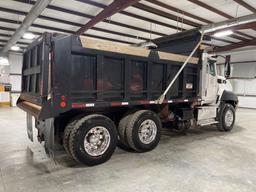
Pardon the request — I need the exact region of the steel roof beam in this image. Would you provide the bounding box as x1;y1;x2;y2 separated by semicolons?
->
0;17;136;45
147;0;212;24
0;7;150;41
229;34;251;41
231;31;255;39
133;3;201;27
145;0;239;44
0;39;29;45
5;0;255;47
0;0;53;55
0;33;37;40
75;0;140;35
119;10;185;31
210;21;256;33
233;0;256;13
214;38;256;52
77;0;198;28
201;14;256;41
75;0;185;31
0;14;149;42
37;16;150;41
75;0;105;8
187;0;254;40
202;42;220;47
12;0;167;36
0;26;41;37
188;0;233;19
76;0;241;45
210;36;236;44
0;33;12;38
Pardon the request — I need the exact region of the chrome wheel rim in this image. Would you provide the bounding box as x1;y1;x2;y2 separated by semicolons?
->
224;109;234;127
84;126;110;156
138;119;157;144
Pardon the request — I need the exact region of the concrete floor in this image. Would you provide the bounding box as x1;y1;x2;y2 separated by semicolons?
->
0;107;256;192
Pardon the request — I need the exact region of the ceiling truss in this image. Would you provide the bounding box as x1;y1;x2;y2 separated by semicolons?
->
0;0;255;52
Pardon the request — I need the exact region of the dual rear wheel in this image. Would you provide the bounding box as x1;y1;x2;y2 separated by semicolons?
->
63;110;161;166
118;110;162;152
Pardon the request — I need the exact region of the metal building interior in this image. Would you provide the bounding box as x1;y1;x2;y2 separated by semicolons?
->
0;0;256;192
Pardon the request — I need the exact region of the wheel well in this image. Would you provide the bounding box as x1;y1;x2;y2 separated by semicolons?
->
54;110;89;144
224;100;237;108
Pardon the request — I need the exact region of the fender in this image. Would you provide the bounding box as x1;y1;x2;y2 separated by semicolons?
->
220;90;238;105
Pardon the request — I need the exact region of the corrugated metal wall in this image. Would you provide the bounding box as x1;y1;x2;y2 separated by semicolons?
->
217;50;256;109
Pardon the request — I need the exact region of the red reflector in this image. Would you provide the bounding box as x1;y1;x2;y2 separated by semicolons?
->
72;103;86;108
139;100;149;105
111;102;121;106
61;95;65;100
60;101;66;108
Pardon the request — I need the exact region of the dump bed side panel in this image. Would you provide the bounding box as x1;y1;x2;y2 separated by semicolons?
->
52;36;200;108
19;33;201;120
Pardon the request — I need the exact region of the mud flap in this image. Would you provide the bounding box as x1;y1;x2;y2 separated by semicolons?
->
44;118;55;159
26;113;33;142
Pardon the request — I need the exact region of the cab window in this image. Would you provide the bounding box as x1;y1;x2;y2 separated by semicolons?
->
208;59;216;76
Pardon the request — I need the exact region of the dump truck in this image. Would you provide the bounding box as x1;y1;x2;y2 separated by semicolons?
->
17;30;238;166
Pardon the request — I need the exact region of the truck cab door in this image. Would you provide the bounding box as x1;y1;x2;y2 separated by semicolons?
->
201;55;218;104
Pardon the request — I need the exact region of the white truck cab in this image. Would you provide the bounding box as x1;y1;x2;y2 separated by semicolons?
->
197;52;238;130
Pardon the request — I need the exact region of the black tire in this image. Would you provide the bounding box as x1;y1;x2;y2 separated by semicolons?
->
69;114;117;166
63;114;85;156
117;141;134;151
63;119;78;156
117;113;133;149
126;110;162;152
217;103;235;132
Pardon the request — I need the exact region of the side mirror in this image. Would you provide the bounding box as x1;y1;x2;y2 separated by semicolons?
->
224;55;231;78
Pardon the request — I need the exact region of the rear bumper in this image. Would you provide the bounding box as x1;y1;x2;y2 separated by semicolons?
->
17;96;54;120
17;99;42;119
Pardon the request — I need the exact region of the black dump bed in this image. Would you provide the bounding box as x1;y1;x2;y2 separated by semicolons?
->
17;30;203;120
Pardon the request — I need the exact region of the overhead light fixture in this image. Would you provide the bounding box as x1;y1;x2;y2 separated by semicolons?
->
0;57;9;65
213;30;233;37
11;45;20;51
23;32;35;40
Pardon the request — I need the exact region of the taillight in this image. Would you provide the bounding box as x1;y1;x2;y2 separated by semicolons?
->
60;95;66;108
60;101;66;108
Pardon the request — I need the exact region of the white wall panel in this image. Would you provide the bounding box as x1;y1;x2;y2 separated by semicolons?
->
232;79;256;95
229;50;256;62
244;79;256;95
238;96;256;109
217;50;256;108
0;66;10;84
9;53;23;74
9;75;21;92
232;62;256;78
230;79;256;109
8;53;23;94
